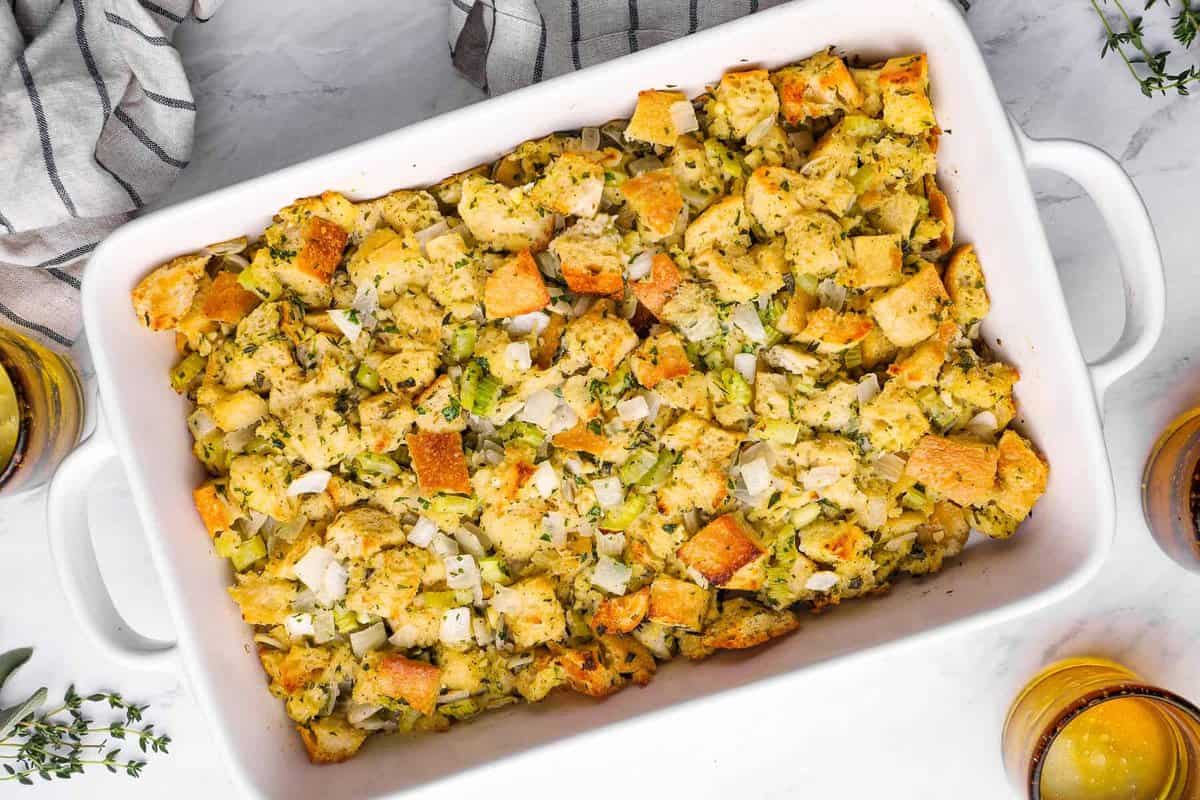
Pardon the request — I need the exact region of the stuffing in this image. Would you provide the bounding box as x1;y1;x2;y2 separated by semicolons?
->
993;430;1049;521
354;652;442;715
647;576;711;631
792;380;857;433
676;515;766;587
530;151;606;218
193;482;241;536
798;308;875;354
374;189;443;233
631;253;682;318
299;716;369;765
684;195;751;255
772;50;863;124
425;231;484;320
484;249;551;319
707;69;780;141
282;395;362;470
784;210;850;278
504;575;568;650
944;244;990;325
905;434;999;507
869;262;952;347
879;54;937;136
624;89;696;147
690;240;787;303
699;598;800;651
407;431;472;495
549;217;626;297
860;380;931;453
378;341;441;395
228;454;298;521
132;253;209;331
458;174;556;252
359;392;416;453
630;328;692;389
324;506;407;560
841;234;903;289
590;586;651;635
561;299;639;373
202;271;260;324
620;169;685;240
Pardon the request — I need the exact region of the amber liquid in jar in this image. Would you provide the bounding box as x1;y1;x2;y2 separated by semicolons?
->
0;327;84;497
1142;407;1200;570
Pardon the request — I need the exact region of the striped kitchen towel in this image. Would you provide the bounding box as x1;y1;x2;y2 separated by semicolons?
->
448;0;787;95
0;0;221;349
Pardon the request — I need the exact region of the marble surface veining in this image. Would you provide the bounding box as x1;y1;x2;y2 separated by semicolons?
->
4;0;1200;796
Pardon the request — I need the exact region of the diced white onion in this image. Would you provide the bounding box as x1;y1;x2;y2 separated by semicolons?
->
351;282;380;320
564;457;586;476
535;250;562;280
617;396;650;422
800;465;842;490
640;391;662;424
388;623;424;649
253;633;286;650
592;477;624;509
445;555;480;590
872;453;906;483
320;560;348;606
490;398;523;425
860;496;889;529
437;689;472;706
741;441;775;468
731;304;767;343
856;374;880;406
805;571;839;592
284;613;314;639
429;533;460;558
327;309;364;342
491;585;524;615
506;341;532;371
287;469;332;497
682;509;701;533
633;621;673;659
572;295;596;318
307;610;334;644
519;389;559;429
350;622;387;658
240;510;269;536
439;607;473;644
505;311;550;336
580;126;601;151
543;512;567;547
454;528;487;558
733;352;758;384
294;547;335;596
223;425;257;454
472;616;494;646
669;100;699;134
532;461;559;498
414;221;450;253
685;566;711;589
408;516;438;547
817;279;847;312
739;458;773;497
628;155;665;175
627;251;655;281
548;402;578;435
187;408;217;439
966;411;998;437
885;531;919;553
745;114;776;147
595;531;626;558
591;556;632;595
347;703;382;725
507;653;535;670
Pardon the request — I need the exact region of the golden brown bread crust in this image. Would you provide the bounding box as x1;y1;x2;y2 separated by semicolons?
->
676;515;765;587
407;431;472;495
621;169;684;239
484;249;551;319
590;586;651;635
631;253;682;319
296;216;349;284
906;434;1000;507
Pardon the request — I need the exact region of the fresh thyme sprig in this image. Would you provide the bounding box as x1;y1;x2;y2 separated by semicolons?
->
1091;0;1200;95
0;649;169;786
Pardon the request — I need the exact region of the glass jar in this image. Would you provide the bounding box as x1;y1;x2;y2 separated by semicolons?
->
0;327;85;497
1142;407;1200;571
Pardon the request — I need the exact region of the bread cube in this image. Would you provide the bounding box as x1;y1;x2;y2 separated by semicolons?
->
647;576;711;631
684;195;751;255
792;380;857;433
506;575;568;650
359;392;416;453
132;253;209;331
299;716;368;765
413;375;466;433
744;165;807;236
842;234;903;289
994;430;1049;521
346;228;427;306
228;454;298;521
550;218;626;297
944;244;990;325
879;54;937;135
599;634;656;686
283;395;362;470
458;174;556;252
374;189;443;234
869;262;951;347
700;598;799;651
620;169;685;240
691;240;786;303
425;231;484;321
860;380;930;453
484;249;551;319
202;271;260;324
631;253;682;318
210;388;268;432
324;506;407;560
869;191;925;239
798;308;874;354
677;515;765;586
591;586;651;635
625;89;694;148
924;175;955;257
555;643;622;698
630;328;691;389
354;652;441;715
227;573;296;625
378;341;440;395
906;434;999;506
561;299;639;373
193;481;241;536
772;51;863;124
784;210;850;278
708;69;780;140
407;430;472;495
344;548;424;620
530;151;606;218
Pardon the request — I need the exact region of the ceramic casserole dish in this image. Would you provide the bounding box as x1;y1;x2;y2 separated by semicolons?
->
47;0;1164;796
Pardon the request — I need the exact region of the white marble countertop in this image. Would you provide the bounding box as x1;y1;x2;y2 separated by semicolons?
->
5;0;1200;796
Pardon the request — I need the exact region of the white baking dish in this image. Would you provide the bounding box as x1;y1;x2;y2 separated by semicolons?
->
46;0;1164;796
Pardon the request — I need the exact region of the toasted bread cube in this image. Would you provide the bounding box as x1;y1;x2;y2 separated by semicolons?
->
344;548;425;620
407;431;471;495
283;395;362;470
941;361;1019;411
906;434;999;507
772;51;863;124
709;69;780;140
662;412;741;461
630;328;691;389
425;231;484;321
347;228;427;304
556;643;622;697
784;210;850;278
507;575;568;650
625;90;694;148
228;573;296;625
378;341;441;395
202;271;260;324
799;308;874;354
358;393;416;455
648;576;711;631
512;651;566;701
656;455;729;516
324;506;407;560
880;54;937;135
210;389;268;432
413;375;466;433
631;253;682;318
373;189;442;233
276;191;362;238
944;244;990;325
193;482;241;536
530;151;605;218
700;598;799;651
925;175;955;257
620;169;684;240
677;515;765;586
842;234;903;289
132;253;209;331
298;716;368;764
870;262;951;347
458;174;556;252
550;219;626;297
994;430;1049;521
684;195;751;256
869;191;924;239
357;652;441;715
229;454;298;522
860;380;931;453
550;423;611;458
798;520;873;565
888;321;956;388
484;249;551;319
271;216;349;305
599;634;656;686
561;299;639;373
791;380;857;432
691;240;786;304
744;165;811;236
776;285;818;336
591;586;651;635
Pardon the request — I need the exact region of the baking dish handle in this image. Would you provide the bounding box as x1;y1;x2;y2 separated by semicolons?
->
46;414;178;672
1013;123;1165;407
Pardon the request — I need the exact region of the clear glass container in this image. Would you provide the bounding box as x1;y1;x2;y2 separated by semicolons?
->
1142;407;1200;571
0;326;86;497
1003;657;1200;800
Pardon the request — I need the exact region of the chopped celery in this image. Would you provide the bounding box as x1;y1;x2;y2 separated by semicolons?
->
450;324;477;363
459;360;482;412
795;273;820;296
355;363;380;392
237;264;283;301
499;420;545;448
842;345;863;369
454;588;476;605
703;349;726;372
351;452;402;485
705;138;743;178
916;386;958;431
230;534;266;571
605;362;633;403
460;360;501;416
213;529;241;558
792;503;822;530
618;448;660;485
422;590;459;610
717;368;752;406
600;493;647;531
439;698;481;720
169;352;206;394
334;605;360;633
850;164;877;195
431;493;478;517
479;556;511;586
762;419;800;445
842;114;884;139
636;450;676;489
901;487;929;511
193;432;231;474
763;526;800;609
